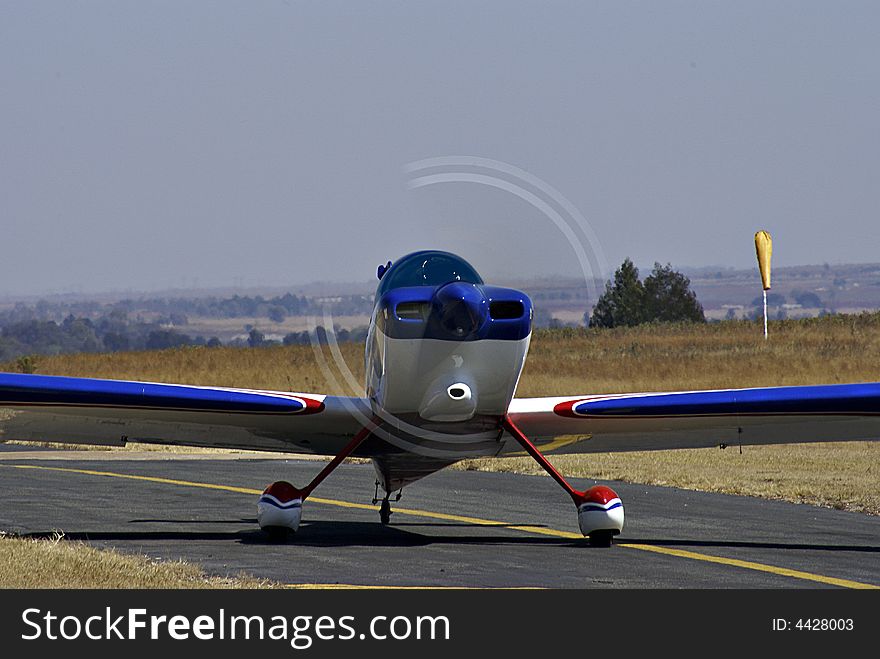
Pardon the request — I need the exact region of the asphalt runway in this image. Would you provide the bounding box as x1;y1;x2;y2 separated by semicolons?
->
1;445;878;588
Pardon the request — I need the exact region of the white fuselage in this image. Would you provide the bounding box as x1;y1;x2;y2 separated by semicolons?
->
362;250;534;471
365;324;530;453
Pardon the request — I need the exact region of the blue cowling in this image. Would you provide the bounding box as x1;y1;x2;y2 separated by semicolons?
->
375;284;532;342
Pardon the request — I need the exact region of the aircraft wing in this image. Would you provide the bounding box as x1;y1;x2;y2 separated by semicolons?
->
0;372;370;455
505;382;880;455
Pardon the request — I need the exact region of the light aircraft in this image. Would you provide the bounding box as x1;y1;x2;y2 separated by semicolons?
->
2;250;879;546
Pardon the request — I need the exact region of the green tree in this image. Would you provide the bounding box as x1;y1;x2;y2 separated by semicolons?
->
102;332;130;352
247;328;266;347
145;329;192;350
588;258;646;328
15;355;38;374
792;291;822;308
587;259;705;328
642;262;705;323
267;305;287;323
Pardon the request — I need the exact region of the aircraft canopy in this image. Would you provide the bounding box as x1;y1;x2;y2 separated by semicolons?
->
376;250;484;298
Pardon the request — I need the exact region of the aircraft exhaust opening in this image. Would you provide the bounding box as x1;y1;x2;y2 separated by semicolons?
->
490;300;524;320
447;383;471;401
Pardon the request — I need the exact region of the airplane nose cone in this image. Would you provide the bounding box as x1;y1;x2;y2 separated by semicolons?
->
432;282;489;339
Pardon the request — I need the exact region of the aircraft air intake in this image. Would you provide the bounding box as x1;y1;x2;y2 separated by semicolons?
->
489;300;525;320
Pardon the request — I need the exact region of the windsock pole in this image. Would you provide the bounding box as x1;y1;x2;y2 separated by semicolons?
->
754;230;772;340
763;290;768;340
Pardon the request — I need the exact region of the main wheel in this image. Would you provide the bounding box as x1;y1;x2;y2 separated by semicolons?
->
588;529;615;548
263;526;292;542
379;499;392;525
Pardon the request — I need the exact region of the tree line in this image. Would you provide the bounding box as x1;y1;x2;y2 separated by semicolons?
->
0;292;373;327
0;309;370;363
0;311;213;361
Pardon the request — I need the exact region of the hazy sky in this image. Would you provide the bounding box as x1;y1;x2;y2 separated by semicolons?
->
2;1;878;295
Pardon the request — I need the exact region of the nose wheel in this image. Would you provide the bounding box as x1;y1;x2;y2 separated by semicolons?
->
379;498;392;525
374;481;402;525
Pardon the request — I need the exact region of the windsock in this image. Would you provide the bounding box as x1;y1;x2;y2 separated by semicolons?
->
754;230;772;290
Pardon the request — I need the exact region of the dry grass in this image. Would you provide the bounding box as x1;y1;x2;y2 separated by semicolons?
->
10;341;365;394
0;533;276;588
2;440;271;454
4;314;880;514
457;443;880;514
517;314;880;397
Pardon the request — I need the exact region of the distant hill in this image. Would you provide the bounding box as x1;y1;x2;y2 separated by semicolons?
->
3;262;879;347
683;262;880;320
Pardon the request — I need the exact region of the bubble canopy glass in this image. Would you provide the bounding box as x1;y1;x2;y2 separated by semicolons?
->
376;251;484;298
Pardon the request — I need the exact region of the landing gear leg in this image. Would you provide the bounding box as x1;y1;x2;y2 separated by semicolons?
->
257;418;379;537
501;416;624;546
374;482;402;525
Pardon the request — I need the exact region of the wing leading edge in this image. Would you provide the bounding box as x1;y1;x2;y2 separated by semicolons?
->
0;372;368;455
506;382;880;455
5;374;879;457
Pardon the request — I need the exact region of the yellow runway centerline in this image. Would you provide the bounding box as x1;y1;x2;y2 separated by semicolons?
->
4;463;877;590
285;584;544;590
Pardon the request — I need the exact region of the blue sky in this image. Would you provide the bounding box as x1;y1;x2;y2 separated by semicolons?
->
2;1;878;294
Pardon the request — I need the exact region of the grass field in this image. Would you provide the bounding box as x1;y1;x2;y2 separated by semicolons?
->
2;315;879;586
0;533;274;588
